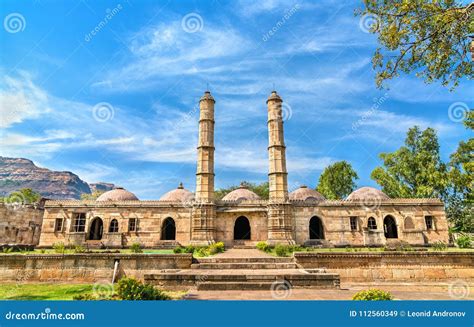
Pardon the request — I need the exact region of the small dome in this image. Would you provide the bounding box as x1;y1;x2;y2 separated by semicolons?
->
346;187;389;200
160;183;194;202
289;185;325;201
266;90;282;103
200;90;215;103
222;184;261;201
96;187;139;201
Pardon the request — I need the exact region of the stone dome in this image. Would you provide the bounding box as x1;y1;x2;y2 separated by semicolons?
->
159;183;194;202
289;185;325;201
222;184;261;201
346;187;389;201
96;187;139;201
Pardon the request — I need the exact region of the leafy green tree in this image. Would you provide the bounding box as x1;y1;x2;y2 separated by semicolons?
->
3;188;41;204
447;109;473;231
80;190;105;200
357;0;474;89
371;126;449;198
215;181;269;200
316;161;359;199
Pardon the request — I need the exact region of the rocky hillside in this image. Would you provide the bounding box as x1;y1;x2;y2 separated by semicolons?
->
0;157;114;199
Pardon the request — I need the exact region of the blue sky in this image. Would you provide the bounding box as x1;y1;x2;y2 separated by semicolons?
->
1;0;472;199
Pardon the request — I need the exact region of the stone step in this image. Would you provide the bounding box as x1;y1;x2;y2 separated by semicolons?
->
197;281;277;291
191;263;298;269
145;271;340;290
196;257;294;263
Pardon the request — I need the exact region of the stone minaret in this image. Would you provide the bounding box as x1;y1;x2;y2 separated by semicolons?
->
267;91;289;201
266;90;294;245
191;90;216;245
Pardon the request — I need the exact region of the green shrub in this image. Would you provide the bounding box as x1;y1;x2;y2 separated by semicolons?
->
73;245;86;253
184;245;196;253
194;247;209;257
116;277;170;300
53;242;66;254
208;242;225;255
2;247;13;253
431;241;448;251
173;246;184;254
130;243;143;253
456;235;472;249
352;289;393;301
256;241;271;252
274;244;290;257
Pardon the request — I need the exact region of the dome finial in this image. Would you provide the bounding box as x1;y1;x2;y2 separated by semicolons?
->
178;182;184;189
239;181;247;188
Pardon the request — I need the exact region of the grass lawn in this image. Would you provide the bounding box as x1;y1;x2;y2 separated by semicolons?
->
0;283;186;300
0;283;94;300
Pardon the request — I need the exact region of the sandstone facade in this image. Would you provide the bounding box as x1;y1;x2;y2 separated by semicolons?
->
33;91;450;248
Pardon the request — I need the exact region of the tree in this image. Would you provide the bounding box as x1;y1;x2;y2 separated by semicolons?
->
371;124;473;232
357;0;474;89
447;109;473;231
3;188;41;205
81;190;105;200
316;161;359;200
370;126;449;198
215;181;269;200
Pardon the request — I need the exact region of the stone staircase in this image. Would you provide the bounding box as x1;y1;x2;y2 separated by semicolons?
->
145;250;340;291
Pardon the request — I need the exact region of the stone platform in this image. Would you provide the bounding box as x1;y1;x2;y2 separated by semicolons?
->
144;249;340;291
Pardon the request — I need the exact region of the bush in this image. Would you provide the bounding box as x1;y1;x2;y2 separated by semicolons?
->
274;244;290;257
431;241;448;251
116;277;170;300
256;241;271;252
352;289;393;301
208;242;225;255
2;247;13;253
53;242;66;254
73;245;85;253
130;243;143;253
456;235;472;249
173;246;184;254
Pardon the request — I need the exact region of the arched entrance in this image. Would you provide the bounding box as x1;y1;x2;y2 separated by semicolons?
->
161;217;176;240
309;216;324;239
89;217;103;240
384;215;398;238
234;216;251;240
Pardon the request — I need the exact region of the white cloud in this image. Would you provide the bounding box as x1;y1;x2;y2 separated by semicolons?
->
0;71;52;128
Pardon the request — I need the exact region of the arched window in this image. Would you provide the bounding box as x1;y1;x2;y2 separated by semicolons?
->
309;216;324;239
404;217;414;230
109;219;119;233
367;217;377;230
161;217;176;240
384;215;398;238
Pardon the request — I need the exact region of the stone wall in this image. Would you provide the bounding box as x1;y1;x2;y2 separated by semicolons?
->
292;201;449;246
0;203;44;246
295;252;474;283
39;203;193;247
0;253;192;283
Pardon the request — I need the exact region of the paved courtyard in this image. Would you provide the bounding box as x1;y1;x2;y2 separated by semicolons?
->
184;283;474;300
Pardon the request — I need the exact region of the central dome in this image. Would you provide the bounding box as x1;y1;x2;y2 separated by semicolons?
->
160;183;194;202
346;187;389;200
221;184;261;201
289;185;325;201
96;187;139;201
